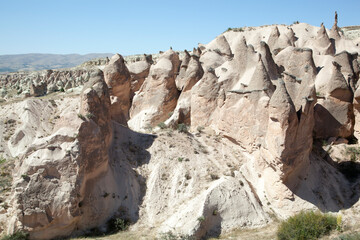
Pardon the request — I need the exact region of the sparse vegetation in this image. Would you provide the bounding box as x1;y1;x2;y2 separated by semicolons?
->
77;113;85;120
0;231;29;240
197;216;205;222
335;232;360;240
177;123;188;133
157;231;195;240
21;174;30;182
346;147;360;162
225;27;244;32
145;124;153;132
85;112;95;119
210;174;219;180
158;122;167;129
0;156;5;165
277;211;337;240
107;217;129;233
0;157;12;193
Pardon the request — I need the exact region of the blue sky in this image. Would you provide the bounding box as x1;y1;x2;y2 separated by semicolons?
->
0;0;359;56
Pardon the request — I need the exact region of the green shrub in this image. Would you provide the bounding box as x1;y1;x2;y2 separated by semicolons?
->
77;113;85;120
277;211;337;240
157;122;167;129
107;217;129;233
197;216;205;222
0;156;5;165
0;231;29;240
336;232;360;240
346;147;360;162
85;112;95;119
177;123;188;133
158;231;195;240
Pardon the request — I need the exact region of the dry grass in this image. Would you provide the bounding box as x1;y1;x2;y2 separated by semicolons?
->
72;229;156;240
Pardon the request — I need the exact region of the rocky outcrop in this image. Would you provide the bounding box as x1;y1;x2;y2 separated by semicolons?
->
314;61;354;138
190;70;221;128
167;54;204;126
0;69;92;99
267;26;295;55
206;35;232;57
262;79;315;179
103;54;132;124
175;50;191;91
216;36;259;90
329;11;341;40
127;54;153;96
29;80;47;97
128;49;180;130
258;41;280;80
353;87;360;134
4;70;114;239
306;23;335;55
2;20;360;240
334;51;359;91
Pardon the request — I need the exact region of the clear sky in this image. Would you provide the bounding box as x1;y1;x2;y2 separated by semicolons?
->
0;0;359;56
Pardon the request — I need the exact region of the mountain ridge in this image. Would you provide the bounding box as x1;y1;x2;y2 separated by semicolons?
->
0;53;113;73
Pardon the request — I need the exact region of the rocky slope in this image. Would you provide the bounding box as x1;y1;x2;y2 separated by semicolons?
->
1;14;360;240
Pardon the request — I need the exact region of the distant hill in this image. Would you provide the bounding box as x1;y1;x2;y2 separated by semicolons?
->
0;53;113;73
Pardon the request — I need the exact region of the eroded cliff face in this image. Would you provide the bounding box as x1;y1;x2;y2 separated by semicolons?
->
1;17;360;240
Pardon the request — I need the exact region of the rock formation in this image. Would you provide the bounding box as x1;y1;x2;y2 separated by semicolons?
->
128;49;180;130
314;61;354;138
1;16;360;240
103;54;131;124
127;54;153;96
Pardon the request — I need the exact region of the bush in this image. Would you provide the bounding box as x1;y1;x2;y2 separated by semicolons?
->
277;211;337;240
336;232;360;240
107;217;129;233
0;156;5;165
77;113;85;120
158;231;195;240
346;147;360;162
85;112;95;119
177;123;188;133
0;231;29;240
157;122;167;129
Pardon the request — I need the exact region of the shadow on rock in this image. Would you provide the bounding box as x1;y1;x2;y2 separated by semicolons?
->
286;140;360;212
108;122;156;223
